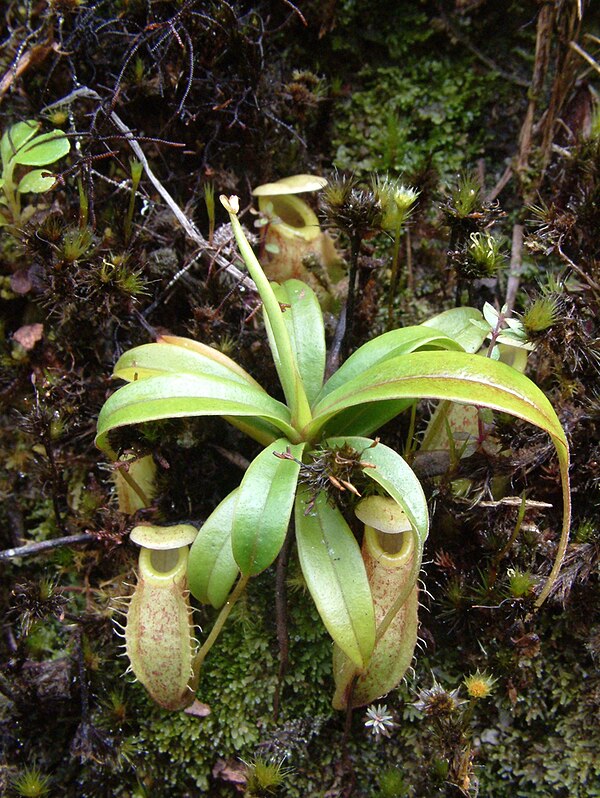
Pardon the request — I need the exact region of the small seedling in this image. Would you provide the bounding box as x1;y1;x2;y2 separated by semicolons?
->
0;120;70;226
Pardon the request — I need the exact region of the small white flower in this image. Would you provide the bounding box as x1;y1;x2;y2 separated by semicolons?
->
364;703;396;737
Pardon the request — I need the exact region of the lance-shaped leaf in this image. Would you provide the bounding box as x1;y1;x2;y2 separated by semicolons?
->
309;351;570;606
232;439;304;575
110;338;281;447
295;487;376;668
324;436;428;611
95;372;299;453
317;326;464;402
114;335;262;390
222;196;312;429
332;498;419;709
113;340;264;388
421;306;488;353
188;489;240;608
272;279;325;407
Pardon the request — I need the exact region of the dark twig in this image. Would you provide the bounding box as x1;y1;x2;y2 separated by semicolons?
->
42;88;256;292
0;534;94;562
325;305;347;380
341;234;362;360
278;0;307;26
437;5;529;88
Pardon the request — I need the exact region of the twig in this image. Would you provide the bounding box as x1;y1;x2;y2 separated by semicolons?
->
486;164;513;203
42;88;256;292
325;305;346;380
278;0;307;26
569;41;600;76
557;242;600;295
437;6;529;88
504;223;524;314
0;533;94;562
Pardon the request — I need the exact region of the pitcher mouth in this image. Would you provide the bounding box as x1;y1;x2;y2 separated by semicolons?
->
259;194;321;241
139;545;188;581
363;523;414;565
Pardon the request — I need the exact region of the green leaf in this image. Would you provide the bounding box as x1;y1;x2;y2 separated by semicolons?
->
324;436;427;540
95;373;298;453
421;306;488;353
295;487;375;668
157;335;264;387
1;120;39;165
309;350;570;606
272;279;325;407
113;337;282;445
317;326;463;402
113;340;264;388
13;130;70;166
320;398;413;438
224;204;312;429
188;489;240;608
17;169;56;193
232;438;304;575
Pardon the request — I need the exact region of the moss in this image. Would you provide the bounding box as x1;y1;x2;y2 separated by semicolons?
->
332;60;503;179
130;575;335;794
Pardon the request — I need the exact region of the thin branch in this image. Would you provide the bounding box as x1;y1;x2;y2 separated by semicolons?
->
569;40;600;76
0;533;94;562
278;0;307;26
437;6;529;88
504;223;524;314
42;88;256;292
557;242;600;295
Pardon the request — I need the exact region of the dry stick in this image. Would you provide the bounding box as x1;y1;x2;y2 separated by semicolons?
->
438;5;530;89
405;225;414;293
42;88;256;293
516;3;553;178
502;4;554;313
341;234;362;360
557;243;600;295
569;41;600;76
504;223;524;315
0;533;95;562
509;5;583;314
540;11;582;174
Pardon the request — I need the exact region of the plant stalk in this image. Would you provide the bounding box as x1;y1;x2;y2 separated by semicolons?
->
223;197;312;430
192;572;250;678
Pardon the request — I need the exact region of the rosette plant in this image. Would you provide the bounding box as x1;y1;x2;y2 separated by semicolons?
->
97;195;570;711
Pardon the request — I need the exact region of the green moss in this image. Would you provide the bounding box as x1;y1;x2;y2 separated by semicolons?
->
332;61;502;178
130;576;335;794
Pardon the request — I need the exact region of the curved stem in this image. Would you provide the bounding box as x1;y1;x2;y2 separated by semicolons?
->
386;225;402;329
223;198;312;430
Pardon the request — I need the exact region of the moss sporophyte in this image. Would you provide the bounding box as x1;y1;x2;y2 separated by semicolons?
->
97;192;570;712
